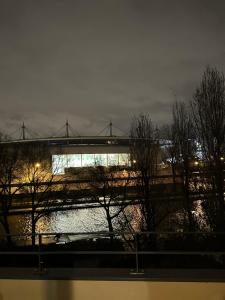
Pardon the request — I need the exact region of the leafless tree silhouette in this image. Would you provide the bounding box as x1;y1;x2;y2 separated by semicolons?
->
130;114;160;232
191;66;225;231
172;101;197;231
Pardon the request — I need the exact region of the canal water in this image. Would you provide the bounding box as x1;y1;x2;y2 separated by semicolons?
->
6;204;140;245
4;208;110;245
9;208;109;235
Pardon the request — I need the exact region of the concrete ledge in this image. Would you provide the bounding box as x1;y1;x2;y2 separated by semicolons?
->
0;267;225;282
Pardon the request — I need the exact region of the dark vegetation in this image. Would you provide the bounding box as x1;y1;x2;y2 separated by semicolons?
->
0;66;225;270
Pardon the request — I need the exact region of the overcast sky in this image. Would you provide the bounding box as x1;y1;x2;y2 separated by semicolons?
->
0;0;225;138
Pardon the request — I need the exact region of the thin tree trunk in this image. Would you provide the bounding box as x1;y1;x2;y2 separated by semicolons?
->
3;214;12;245
31;195;36;247
106;209;114;244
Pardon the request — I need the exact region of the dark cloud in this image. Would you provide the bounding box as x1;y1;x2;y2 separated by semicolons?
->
0;0;225;137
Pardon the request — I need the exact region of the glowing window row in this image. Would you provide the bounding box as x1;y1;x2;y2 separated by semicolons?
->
52;153;130;174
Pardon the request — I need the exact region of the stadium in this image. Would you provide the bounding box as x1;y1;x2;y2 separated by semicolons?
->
0;122;135;175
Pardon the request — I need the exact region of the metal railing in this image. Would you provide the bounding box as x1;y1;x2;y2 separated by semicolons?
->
1;231;225;275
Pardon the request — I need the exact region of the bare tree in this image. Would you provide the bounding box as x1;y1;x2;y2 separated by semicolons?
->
191;66;225;231
0;144;22;244
19;142;67;246
159;124;178;189
130;114;160;232
172;101;198;231
88;165;132;243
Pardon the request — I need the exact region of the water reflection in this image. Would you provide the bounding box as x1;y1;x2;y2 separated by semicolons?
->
9;208;108;236
5;204;139;245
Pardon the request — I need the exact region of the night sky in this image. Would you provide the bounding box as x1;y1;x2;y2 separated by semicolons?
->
0;0;225;138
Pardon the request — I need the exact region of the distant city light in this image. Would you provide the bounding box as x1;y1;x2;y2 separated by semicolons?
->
35;163;41;168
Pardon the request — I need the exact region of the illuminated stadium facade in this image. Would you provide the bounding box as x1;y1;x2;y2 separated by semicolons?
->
1;136;131;175
52;153;130;175
50;136;130;174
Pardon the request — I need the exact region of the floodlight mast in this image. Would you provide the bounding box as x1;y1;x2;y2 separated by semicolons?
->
66;120;69;138
109;121;112;137
22;122;26;140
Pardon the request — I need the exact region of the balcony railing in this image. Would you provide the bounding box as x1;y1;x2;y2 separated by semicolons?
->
1;231;225;280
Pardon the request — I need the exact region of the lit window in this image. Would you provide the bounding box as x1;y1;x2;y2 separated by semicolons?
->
119;153;129;165
107;153;118;166
67;154;82;168
82;154;95;167
52;154;68;175
94;154;107;166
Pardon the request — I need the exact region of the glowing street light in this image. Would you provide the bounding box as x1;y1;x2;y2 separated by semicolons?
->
35;163;41;168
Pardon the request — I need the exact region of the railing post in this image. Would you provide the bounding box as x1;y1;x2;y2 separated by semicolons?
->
37;233;46;274
130;232;144;275
135;232;139;273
